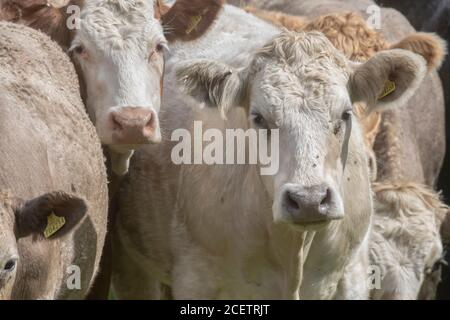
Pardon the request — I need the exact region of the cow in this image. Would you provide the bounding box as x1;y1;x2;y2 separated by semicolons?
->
0;22;108;299
239;0;450;299
0;0;226;299
370;182;449;300
0;0;224;175
374;0;450;300
243;9;446;182
110;2;428;298
230;0;445;187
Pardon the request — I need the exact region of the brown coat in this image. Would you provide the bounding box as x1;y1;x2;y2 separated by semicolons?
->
0;22;108;299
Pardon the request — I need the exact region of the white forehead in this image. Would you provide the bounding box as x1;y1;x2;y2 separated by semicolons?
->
249;32;351;123
75;0;164;53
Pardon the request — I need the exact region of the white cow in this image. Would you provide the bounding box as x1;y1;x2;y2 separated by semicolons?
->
111;5;427;299
0;0;223;174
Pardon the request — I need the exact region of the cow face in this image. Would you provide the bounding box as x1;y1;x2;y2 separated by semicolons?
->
177;31;426;230
0;191;86;300
1;0;224;174
0;195;17;300
68;1;166;175
371;183;448;300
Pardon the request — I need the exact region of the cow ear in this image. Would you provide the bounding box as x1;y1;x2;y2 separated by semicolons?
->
14;191;87;239
348;49;426;113
161;0;224;42
390;32;447;71
153;0;170;20
176;59;248;117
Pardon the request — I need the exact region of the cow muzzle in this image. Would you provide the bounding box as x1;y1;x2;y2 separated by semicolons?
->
109;106;161;145
279;183;344;227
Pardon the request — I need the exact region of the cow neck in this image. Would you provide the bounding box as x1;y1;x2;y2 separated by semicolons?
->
373;109;403;182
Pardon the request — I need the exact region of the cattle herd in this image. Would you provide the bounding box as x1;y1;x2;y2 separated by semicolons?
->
0;0;449;300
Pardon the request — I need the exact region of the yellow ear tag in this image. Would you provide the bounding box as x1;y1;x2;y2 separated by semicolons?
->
44;212;66;238
186;15;203;35
378;80;396;99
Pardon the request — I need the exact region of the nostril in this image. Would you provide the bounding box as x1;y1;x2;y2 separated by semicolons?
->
320;189;331;206
286;191;300;211
144;112;154;129
142;112;155;138
4;259;17;272
111;114;123;131
319;188;332;213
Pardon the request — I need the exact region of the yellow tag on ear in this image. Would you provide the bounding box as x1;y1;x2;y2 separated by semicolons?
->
186;15;203;35
378;80;396;99
44;212;66;238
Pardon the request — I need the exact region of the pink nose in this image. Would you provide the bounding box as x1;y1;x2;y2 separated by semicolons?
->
110;107;157;145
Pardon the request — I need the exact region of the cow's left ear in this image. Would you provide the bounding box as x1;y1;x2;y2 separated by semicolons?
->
348;49;426;113
161;0;224;42
13;191;87;239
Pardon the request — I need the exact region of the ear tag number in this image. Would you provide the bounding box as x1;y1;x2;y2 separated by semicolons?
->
378;80;396;99
186;15;203;34
44;212;66;238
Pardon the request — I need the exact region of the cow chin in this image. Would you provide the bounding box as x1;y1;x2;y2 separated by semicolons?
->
272;208;334;232
107;146;135;176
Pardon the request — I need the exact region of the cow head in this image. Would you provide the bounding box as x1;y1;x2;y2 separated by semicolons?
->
371;183;449;300
177;31;426;230
0;191;86;300
1;0;223;174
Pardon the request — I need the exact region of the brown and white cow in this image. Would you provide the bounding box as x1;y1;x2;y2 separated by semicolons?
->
111;2;427;298
0;22;108;299
0;0;224;175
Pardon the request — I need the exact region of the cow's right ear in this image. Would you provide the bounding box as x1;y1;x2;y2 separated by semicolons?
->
13;191;87;239
176;59;248;117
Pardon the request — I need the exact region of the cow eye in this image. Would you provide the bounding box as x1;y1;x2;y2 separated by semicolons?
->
341;109;352;121
250;112;268;129
3;259;17;272
156;43;165;53
70;45;87;58
149;42;167;61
